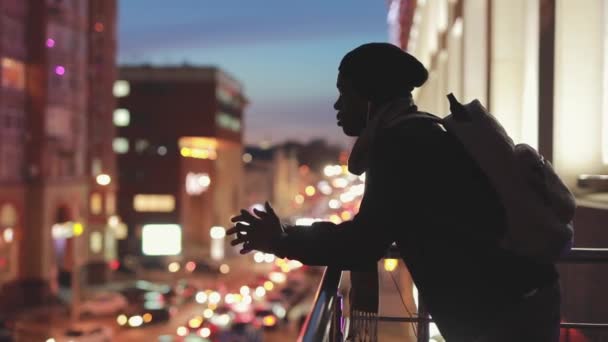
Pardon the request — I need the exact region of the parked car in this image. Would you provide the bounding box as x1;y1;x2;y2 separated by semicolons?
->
80;292;127;317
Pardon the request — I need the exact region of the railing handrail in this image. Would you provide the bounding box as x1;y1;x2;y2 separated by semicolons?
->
300;247;608;341
297;266;342;342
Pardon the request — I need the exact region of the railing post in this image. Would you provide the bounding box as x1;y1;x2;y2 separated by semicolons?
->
331;294;344;342
416;294;430;342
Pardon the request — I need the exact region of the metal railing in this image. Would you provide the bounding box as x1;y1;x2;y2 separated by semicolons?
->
298;247;608;342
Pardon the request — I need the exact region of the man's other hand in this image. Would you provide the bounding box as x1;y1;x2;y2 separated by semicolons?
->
227;202;283;254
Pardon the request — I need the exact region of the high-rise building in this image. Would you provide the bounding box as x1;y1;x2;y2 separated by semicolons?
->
115;66;247;262
0;0;118;308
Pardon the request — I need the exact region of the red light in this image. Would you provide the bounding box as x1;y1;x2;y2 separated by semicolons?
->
109;259;120;270
186;261;196;272
94;22;104;33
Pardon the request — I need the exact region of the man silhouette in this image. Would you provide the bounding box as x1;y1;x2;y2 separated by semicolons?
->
228;42;560;341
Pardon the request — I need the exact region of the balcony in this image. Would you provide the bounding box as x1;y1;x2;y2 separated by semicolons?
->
298;247;608;342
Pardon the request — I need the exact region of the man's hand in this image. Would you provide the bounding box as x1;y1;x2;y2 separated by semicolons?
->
227;202;283;254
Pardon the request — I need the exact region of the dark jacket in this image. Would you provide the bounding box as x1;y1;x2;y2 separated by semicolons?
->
273;116;558;339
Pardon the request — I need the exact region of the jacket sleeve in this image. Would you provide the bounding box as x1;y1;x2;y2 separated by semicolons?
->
272;123;435;269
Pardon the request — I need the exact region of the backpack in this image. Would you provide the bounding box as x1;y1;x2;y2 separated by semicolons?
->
400;93;575;263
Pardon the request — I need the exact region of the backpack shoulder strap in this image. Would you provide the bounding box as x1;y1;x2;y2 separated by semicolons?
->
388;111;444;129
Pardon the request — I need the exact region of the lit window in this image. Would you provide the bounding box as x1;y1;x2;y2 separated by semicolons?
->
185;172;211;195
113;80;130;97
113;138;129;154
135;139;149;153
90;231;103;254
106;193;116;215
90;193;103;215
133;194;175;212
1;58;25;90
0;204;18;227
113;108;130;126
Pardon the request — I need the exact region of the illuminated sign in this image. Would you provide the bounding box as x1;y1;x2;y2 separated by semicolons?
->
133;194;175;212
185;172;211;195
216;112;241;132
142;224;182;256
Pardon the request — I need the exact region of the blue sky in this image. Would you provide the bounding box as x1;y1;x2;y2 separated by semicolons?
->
118;1;391;148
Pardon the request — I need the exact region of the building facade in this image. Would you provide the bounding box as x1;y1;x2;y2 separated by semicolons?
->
115;66;247;262
389;0;608;338
0;0;117;308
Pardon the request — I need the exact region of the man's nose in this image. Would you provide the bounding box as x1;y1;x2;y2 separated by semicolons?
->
334;98;341;111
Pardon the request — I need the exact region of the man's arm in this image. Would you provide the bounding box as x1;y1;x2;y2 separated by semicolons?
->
271;124;433;269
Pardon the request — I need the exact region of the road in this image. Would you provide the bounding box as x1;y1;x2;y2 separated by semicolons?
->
12;256;308;342
112;302;297;342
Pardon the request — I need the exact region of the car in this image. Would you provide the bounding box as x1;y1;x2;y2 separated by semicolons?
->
173;280;198;304
46;324;113;342
80;292;127;317
118;280;174;303
189;259;221;275
116;301;174;328
253;308;279;330
218;321;263;342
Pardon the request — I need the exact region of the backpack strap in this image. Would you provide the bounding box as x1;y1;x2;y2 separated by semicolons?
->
388;111;445;130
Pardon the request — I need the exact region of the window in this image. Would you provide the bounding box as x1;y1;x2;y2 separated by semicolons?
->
90;231;103;254
133;194;175;212
113;137;129;154
216;112;241;132
113;108;130;126
105;193;115;215
135;139;149;153
1;58;25;90
113;80;130;97
90;193;102;215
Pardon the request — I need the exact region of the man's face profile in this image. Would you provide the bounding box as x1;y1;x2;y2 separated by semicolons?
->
334;73;367;137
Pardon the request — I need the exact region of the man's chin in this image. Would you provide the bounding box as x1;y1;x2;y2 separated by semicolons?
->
341;126;361;137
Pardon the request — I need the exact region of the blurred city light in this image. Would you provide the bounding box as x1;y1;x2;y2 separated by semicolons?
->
142;224;182;256
113;80;130;97
200;327;211;338
328;199;341;209
210;226;226;239
185;261;196;272
208;291;221;304
240;285;250;296
253;251;265;263
95;173;111;186
242;153;253;163
255;286;266;298
269;272;286;284
384;258;399;272
176;326;188;337
305;185;316;196
195;291;208;304
128;315;143;327
116;314;127;326
219;263;230;274
168;261;180;273
264;280;274;291
203;308;214;319
3;228;13;243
